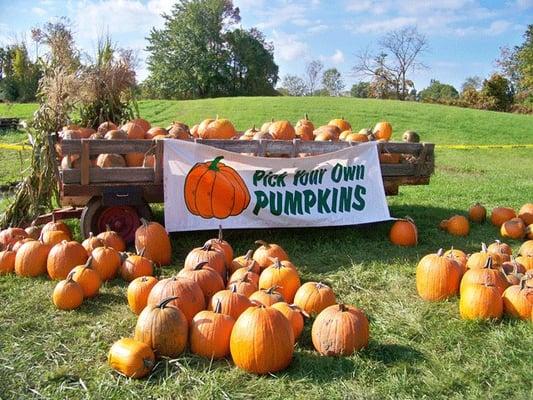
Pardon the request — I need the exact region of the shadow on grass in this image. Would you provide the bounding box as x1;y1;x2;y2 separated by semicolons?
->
363;342;425;366
78;291;125;315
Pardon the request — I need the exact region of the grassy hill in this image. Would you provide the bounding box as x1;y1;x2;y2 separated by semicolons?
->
0;98;532;399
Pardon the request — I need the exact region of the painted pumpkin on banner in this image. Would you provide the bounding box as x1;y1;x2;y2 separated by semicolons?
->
184;156;250;219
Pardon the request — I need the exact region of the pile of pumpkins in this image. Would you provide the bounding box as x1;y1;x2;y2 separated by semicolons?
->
416;239;533;320
110;227;370;378
0;215;172;311
59;115;419;169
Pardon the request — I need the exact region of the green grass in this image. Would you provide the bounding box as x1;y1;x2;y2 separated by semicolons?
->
0;98;532;399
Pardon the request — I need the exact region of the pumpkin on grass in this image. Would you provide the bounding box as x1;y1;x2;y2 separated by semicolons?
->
259;258;301;303
178;261;225;302
204;225;233;269
271;302;307;341
312;304;369;356
467;243;503;269
134;296;188;358
227;273;257;297
69;257;102;298
444;247;467;273
518;203;533;225
459;281;503;320
502;279;533;319
416;249;462;301
127;276;158;315
501;218;526;240
97;226;126;252
184;242;226;279
460;257;509;295
190;299;235;359
487;240;512;258
491;207;516;227
230;249;260;275
293;281;336;316
0;245;16;274
14;240;50;277
389;218;418;246
120;249;154;282
52;274;84;310
47;240;88;280
81;232;104;255
41;214;72;239
91;245;121;281
249;286;285;306
519;240;533;257
108;338;155;379
441;215;470;236
230;305;294;374
253;240;289;270
135;218;171;266
468;203;486;223
210;285;252;320
229;264;260;287
148;276;205;323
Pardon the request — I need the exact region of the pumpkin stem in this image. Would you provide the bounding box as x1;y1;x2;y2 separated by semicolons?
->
194;261;210;270
339;303;347;312
241;273;250;283
218;225;224;241
230;284;237;293
202;242;213;252
519;278;526;290
208;156;224;171
84;256;93;268
214;299;223;314
304;113;309;121
316;282;327;289
138;247;146;258
483;256;493;269
437;248;444;257
266;285;280;294
157;296;178;309
244;249;254;260
290;303;310;318
255;240;269;248
481;242;488;252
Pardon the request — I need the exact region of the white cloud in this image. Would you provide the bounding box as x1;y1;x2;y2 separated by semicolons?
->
32;7;47;16
307;24;328;34
352;16;417;33
330;49;345;64
271;30;309;61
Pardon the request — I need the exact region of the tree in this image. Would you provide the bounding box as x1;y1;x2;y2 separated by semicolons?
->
0;43;41;102
353;26;428;100
419;79;459;103
481;74;514;111
304;60;323;95
280;74;306;96
461;76;482;93
350;81;370;98
322;68;344;96
145;0;278;99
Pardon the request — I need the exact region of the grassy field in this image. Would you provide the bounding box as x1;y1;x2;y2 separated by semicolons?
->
0;98;532;399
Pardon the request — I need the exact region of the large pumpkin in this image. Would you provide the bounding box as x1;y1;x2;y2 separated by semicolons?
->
190;299;235;359
122;122;146;139
312;304;369;356
14;240;50;277
502;280;533;320
209;286;252;320
90;245;122;281
249;286;285;306
328;118;351;132
135;218;171;266
389;218;418;246
269;120;296;140
184;156;250;219
69;257;102;298
127;276;159;315
416;249;462;301
460;257;509;295
271;302;307;341
97;226;126;252
147;276;205;323
202;117;237;139
47;240;88;280
373;121;392;141
134;296;188;358
293;281;336;316
230;306;294;374
52;274;84;310
204;225;233;269
253;240;289;270
459;282;503;320
258;258;301;303
491;207;516;227
120;250;154;282
501;218;526;240
184;243;226;279
108;338;155;379
178;261;225;302
227;274;257;297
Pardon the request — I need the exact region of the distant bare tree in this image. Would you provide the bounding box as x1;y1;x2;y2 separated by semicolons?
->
353;26;428;100
281;74;306;96
304;59;323;95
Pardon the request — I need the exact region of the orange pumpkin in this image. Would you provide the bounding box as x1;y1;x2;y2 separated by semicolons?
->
97;121;117;134
204;225;233;269
487;240;512;258
81;232;104;255
201;117;237;139
468;203;486;223
249;286;284;306
519;240;533;257
104;129;128;140
41;215;72;239
96;153;126;168
501;217;526;240
47;240;88;280
125;152;145;167
416;249;462;301
230;306;294;374
108;338;155;379
91;245;122;281
491;207;516;227
122;122;146;139
0;245;16;274
253;240;289;270
147;276;205;323
271;302;307;341
444;247;467;273
210;285;253;320
42;230;71;247
389;218;418;246
459;282;503;320
0;227;28;248
127;276;159;315
516;255;533;271
134;296;188;358
443;215;470;236
69;257;102;298
230;249;260;275
460;257;509;295
518;203;533;225
197;118;215;137
120;250;155;282
96;226;126;252
184;243;226;280
145;127;167;140
373;121;392;141
312;304;369;355
178;261;225;303
227;273;257;297
52;274;84;310
502;279;533;320
11;237;35;253
135;218;171;266
25;223;42;240
328;118;351;132
345;132;369;142
130;118;151;133
14;240;50;277
167;122;190;139
258;258;301;303
229;267;260;288
314;125;340;141
295;114;314;141
190;299;235;359
269;120;296;140
467;243;503;269
293;281;336;316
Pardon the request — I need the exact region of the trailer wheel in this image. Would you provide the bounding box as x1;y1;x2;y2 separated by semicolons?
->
80;197;152;244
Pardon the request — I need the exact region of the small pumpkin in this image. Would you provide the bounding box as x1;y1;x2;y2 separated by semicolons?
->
52;274;84;310
249;286;285;306
122;122;146;139
81;232;104;255
0;245;16;274
204;225;233;269
96;153;126;168
269;120;296;140
25;223;42;240
120;249;155;282
230;305;294;374
0;227;29;247
41;214;72;239
96;225;126;252
134;296;188;358
42;230;71;247
127;276;159;315
69;257;102;298
229;266;260;288
178;261;225;303
104;129;128;140
145;127;167;140
501;258;526;275
14;240;50;277
389;218;418;247
500;217;526;240
519;240;533;257
487;240;512;258
295;114;314;141
402;130;420;143
459;281;503;320
190;299;235;359
293;281;336;316
47;240;88;280
467;243;503;269
443;215;470;236
227;273;257;297
328;118;351;132
314;125;340;141
260;118;274;132
201;117;236;139
11;237;35;253
468;203;486;223
491;207;516;227
345;132;369;142
312;304;369;356
135;218;171;266
130;118;151;133
416;249;462;301
502;279;533;320
97;121;117;134
230;249;260;275
373;121;392;141
91;245;122;281
444;247;467;273
184;242;226;279
210;285;253;320
271;302;307;341
258;258;301;303
108;338;155;379
197;118;215;137
518;203;533;225
167;122;191;139
147;276;205;323
253;240;289;270
460;257;509;296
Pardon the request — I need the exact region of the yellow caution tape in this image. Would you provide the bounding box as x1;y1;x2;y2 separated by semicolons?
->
437;144;533;149
0;142;30;151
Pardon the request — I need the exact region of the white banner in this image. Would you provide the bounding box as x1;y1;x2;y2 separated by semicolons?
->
163;140;391;232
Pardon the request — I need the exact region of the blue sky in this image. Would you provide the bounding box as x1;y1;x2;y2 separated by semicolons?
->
0;0;531;91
